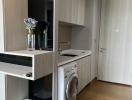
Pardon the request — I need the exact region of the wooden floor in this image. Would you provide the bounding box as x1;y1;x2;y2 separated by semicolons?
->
77;81;132;100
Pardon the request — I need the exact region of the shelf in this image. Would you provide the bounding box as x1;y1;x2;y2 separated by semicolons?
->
5;50;52;57
0;50;53;80
0;62;33;80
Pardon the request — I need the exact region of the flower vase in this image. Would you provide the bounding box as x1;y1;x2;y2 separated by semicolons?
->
27;29;35;51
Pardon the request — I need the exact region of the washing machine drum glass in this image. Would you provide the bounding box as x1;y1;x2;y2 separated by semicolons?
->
66;75;78;100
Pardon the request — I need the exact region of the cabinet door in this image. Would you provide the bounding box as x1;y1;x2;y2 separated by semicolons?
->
59;0;71;23
59;0;85;26
71;0;78;24
77;56;91;93
77;59;82;93
59;0;65;21
77;0;85;25
0;74;6;100
81;57;91;88
71;0;85;25
81;57;86;89
85;56;91;84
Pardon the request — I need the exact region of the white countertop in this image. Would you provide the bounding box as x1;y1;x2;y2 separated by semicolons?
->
58;49;92;66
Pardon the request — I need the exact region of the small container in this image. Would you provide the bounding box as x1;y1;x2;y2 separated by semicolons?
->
27;33;35;51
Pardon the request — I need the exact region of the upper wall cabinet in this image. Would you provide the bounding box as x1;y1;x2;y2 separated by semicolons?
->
59;0;86;26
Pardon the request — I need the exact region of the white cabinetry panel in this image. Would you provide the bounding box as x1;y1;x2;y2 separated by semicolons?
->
0;74;6;100
77;0;85;25
0;0;27;52
59;0;71;23
0;74;28;100
77;59;82;93
71;0;78;24
6;76;28;100
59;0;85;26
77;56;91;93
0;0;4;52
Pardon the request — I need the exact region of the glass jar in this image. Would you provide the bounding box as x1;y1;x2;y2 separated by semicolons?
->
27;29;35;51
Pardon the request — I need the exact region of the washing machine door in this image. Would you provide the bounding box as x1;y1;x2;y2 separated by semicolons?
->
66;74;78;100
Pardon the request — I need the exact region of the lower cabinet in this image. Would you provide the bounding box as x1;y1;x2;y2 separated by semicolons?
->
77;56;91;93
0;74;28;100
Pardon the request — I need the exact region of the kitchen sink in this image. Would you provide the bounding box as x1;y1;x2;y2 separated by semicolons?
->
60;54;78;57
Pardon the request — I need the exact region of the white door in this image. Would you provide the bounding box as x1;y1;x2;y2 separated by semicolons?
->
98;0;132;85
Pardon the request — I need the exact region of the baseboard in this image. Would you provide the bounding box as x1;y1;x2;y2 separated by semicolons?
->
89;77;97;86
78;78;132;95
97;80;131;87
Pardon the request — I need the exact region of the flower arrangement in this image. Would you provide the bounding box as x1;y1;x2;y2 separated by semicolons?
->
24;18;38;33
24;18;38;51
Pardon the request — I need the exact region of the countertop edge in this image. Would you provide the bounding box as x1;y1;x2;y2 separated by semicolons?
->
58;52;92;66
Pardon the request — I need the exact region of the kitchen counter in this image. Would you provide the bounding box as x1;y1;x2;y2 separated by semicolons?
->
58;49;92;66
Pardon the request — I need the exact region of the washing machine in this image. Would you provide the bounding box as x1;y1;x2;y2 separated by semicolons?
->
58;62;78;100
